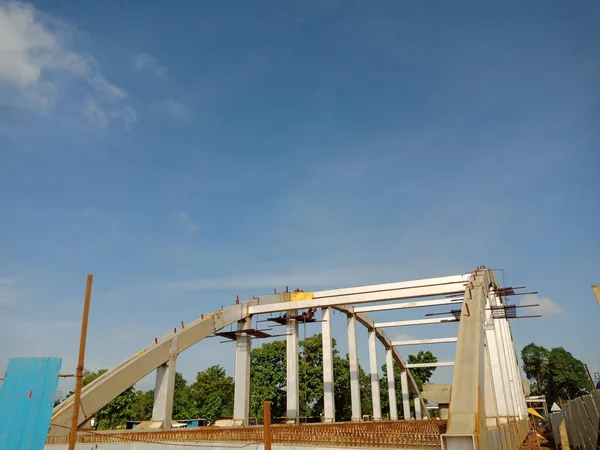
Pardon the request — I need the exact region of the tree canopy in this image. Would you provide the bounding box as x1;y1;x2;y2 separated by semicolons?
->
521;342;590;404
57;336;436;428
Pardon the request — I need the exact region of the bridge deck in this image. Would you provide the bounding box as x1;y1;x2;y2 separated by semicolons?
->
46;421;447;448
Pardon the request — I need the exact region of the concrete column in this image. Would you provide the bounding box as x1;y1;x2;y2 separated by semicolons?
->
400;370;411;420
414;397;422;420
486;293;516;423
386;348;398;420
347;314;362;421
286;311;299;424
502;317;527;418
322;307;335;422
368;330;382;421
233;317;252;426
152;336;179;430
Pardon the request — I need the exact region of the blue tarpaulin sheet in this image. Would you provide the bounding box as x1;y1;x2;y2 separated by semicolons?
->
0;357;62;450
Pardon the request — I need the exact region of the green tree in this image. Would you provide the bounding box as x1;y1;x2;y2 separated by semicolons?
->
407;351;438;390
545;347;590;404
190;365;234;422
249;333;359;421
521;343;550;395
173;372;196;420
249;340;287;419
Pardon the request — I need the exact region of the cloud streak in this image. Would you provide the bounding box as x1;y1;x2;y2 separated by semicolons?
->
157;99;192;121
177;212;200;232
163;266;436;291
0;1;134;127
520;294;563;316
133;52;167;78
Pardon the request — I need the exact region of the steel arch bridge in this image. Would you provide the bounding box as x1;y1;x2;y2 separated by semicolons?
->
49;267;531;450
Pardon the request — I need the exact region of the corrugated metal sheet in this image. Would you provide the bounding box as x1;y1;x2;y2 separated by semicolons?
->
0;357;62;450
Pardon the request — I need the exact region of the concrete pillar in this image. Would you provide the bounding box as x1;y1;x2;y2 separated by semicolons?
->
386;348;398;420
233;317;252;426
286;311;299;424
400;369;411;420
368;329;382;421
322;307;335;422
486;293;516;423
152;337;179;430
414;397;422;420
347;314;362;421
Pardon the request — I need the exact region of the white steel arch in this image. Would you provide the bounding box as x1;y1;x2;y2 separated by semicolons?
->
50;274;471;434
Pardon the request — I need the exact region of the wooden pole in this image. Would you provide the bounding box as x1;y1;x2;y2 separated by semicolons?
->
585;364;596;389
68;274;93;450
263;401;272;450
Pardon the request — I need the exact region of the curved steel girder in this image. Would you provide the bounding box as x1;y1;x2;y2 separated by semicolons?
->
335;306;429;417
51;291;430;433
50;296;275;434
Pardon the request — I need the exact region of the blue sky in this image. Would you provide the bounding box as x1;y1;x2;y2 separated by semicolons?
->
1;0;599;395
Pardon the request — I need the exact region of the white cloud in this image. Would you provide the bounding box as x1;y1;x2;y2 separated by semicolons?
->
177;212;200;232
520;294;563;316
391;333;416;342
0;278;15;305
164;266;419;291
157;99;192;121
133;52;167;78
0;1;134;127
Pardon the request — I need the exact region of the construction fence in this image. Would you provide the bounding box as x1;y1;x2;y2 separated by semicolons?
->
549;390;600;450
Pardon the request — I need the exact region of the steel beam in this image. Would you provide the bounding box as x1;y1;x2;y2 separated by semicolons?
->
376;317;458;328
354;298;463;313
248;277;469;315
406;362;454;368
392;337;457;346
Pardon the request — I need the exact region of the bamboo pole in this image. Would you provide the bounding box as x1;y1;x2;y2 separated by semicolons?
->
68;274;93;450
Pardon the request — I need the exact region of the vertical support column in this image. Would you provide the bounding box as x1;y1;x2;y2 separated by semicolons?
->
233;317;252;426
487;292;516;424
414;396;422;420
322;307;335;423
400;370;411;420
386;348;398;420
347;314;362;421
368;330;382;421
502;317;527;418
152;336;179;430
286;310;299;424
442;269;490;450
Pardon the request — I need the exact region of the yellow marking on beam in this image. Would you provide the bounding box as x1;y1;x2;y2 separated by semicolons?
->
290;292;314;301
592;285;600;305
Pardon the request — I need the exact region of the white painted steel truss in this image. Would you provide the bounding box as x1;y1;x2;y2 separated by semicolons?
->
49;268;529;450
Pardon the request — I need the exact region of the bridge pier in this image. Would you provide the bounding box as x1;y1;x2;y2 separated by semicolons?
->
286;310;299;424
322;307;335;423
347;314;362;421
368;329;382;421
400;369;410;420
386;348;398;420
233;317;252;426
152;337;179;430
